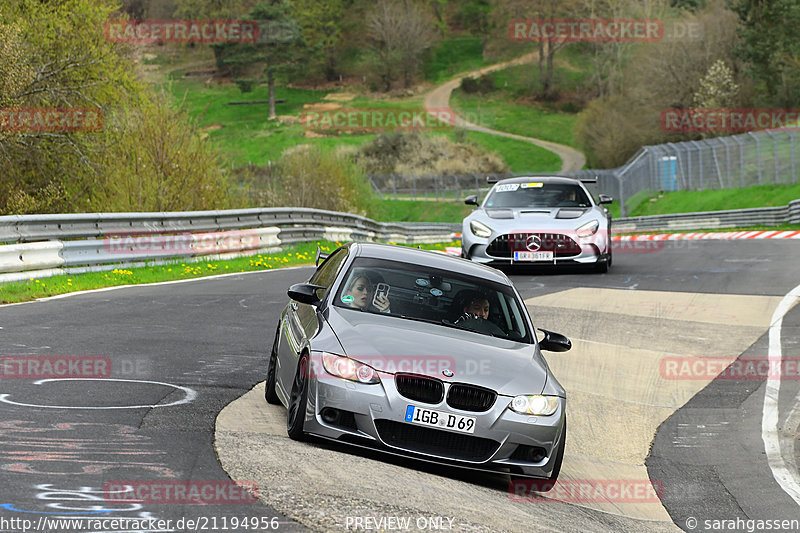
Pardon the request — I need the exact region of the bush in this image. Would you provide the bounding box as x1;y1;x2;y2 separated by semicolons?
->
353;132;508;176
460;74;495;94
234;78;257;93
90;96;230;212
243;146;376;217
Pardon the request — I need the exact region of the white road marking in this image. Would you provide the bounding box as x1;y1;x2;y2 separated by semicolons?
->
762;283;800;506
0;378;197;410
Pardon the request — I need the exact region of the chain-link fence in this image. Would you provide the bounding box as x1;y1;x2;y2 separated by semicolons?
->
367;173;517;201
369;130;799;216
593;130;799;215
367;172;620;206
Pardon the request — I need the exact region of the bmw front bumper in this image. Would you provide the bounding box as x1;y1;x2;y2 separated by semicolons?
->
301;352;566;479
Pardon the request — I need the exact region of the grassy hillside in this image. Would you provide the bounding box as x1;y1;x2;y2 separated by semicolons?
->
626;183;800;217
449;46;593;149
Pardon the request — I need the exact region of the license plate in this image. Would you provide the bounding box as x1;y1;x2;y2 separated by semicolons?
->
513;251;554;261
404;405;476;434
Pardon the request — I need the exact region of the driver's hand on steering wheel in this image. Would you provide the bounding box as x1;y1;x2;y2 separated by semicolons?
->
455;311;481;324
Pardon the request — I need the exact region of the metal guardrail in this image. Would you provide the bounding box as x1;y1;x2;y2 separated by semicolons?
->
614;199;800;232
0;208;460;283
0;208;457;244
1;202;797;284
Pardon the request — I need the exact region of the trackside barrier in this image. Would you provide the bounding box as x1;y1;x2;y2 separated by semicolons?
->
1;202;797;284
0;241;65;273
613;199;800;232
0;208;460;284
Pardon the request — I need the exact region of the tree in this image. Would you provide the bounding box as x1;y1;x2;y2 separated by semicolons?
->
0;0;229;214
293;0;347;81
730;0;800;105
455;0;493;57
0;0;144;213
213;0;307;119
575;0;741;167
367;0;438;91
694;59;739;108
92;96;228;212
492;0;584;99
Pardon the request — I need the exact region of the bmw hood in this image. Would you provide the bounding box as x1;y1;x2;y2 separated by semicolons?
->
324;307;549;397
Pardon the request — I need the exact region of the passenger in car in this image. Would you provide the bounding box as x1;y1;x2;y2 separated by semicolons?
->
342;273;391;313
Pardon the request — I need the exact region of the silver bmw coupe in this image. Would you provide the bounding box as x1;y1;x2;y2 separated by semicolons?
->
265;242;570;484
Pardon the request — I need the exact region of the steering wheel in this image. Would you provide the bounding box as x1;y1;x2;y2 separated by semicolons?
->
454;315;508;337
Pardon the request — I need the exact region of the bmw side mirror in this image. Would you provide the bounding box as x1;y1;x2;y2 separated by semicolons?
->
598;194;613;205
465;195;479;206
288;283;325;306
538;329;572;352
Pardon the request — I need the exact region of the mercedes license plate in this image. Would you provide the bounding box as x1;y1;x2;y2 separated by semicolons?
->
513;251;554;261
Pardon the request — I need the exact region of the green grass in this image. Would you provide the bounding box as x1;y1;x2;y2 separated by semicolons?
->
447;45;598;150
425;37;488;83
451;93;579;147
626;183;800;217
458;130;562;172
0;239;459;304
370;199;473;222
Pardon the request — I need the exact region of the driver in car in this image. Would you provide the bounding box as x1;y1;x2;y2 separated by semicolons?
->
457;294;490;322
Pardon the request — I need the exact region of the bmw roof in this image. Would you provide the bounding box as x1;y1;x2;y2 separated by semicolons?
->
349;242;510;285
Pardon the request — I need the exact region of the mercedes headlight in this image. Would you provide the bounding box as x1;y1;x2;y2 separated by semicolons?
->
509;395;560;416
470;220;492;238
322;353;380;384
576;220;599;237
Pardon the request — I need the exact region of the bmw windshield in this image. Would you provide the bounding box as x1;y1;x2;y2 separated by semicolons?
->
333;257;532;343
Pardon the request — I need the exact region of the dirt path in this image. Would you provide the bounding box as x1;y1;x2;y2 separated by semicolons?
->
423;52;586;173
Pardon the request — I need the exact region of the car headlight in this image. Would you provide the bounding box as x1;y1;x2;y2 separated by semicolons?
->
509;395;559;416
576;220;599;237
470;220;492;238
322;353;380;384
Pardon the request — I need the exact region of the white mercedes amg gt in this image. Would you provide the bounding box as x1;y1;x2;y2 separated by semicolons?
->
461;175;613;272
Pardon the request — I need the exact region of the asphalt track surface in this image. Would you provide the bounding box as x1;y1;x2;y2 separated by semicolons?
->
0;240;798;532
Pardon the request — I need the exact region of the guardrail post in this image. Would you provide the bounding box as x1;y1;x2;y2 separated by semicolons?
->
766;131;780;184
732;134;745;187
689;141;704;190
791;132;797;185
748;132;762;185
718;137;732;189
614;171;626;217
